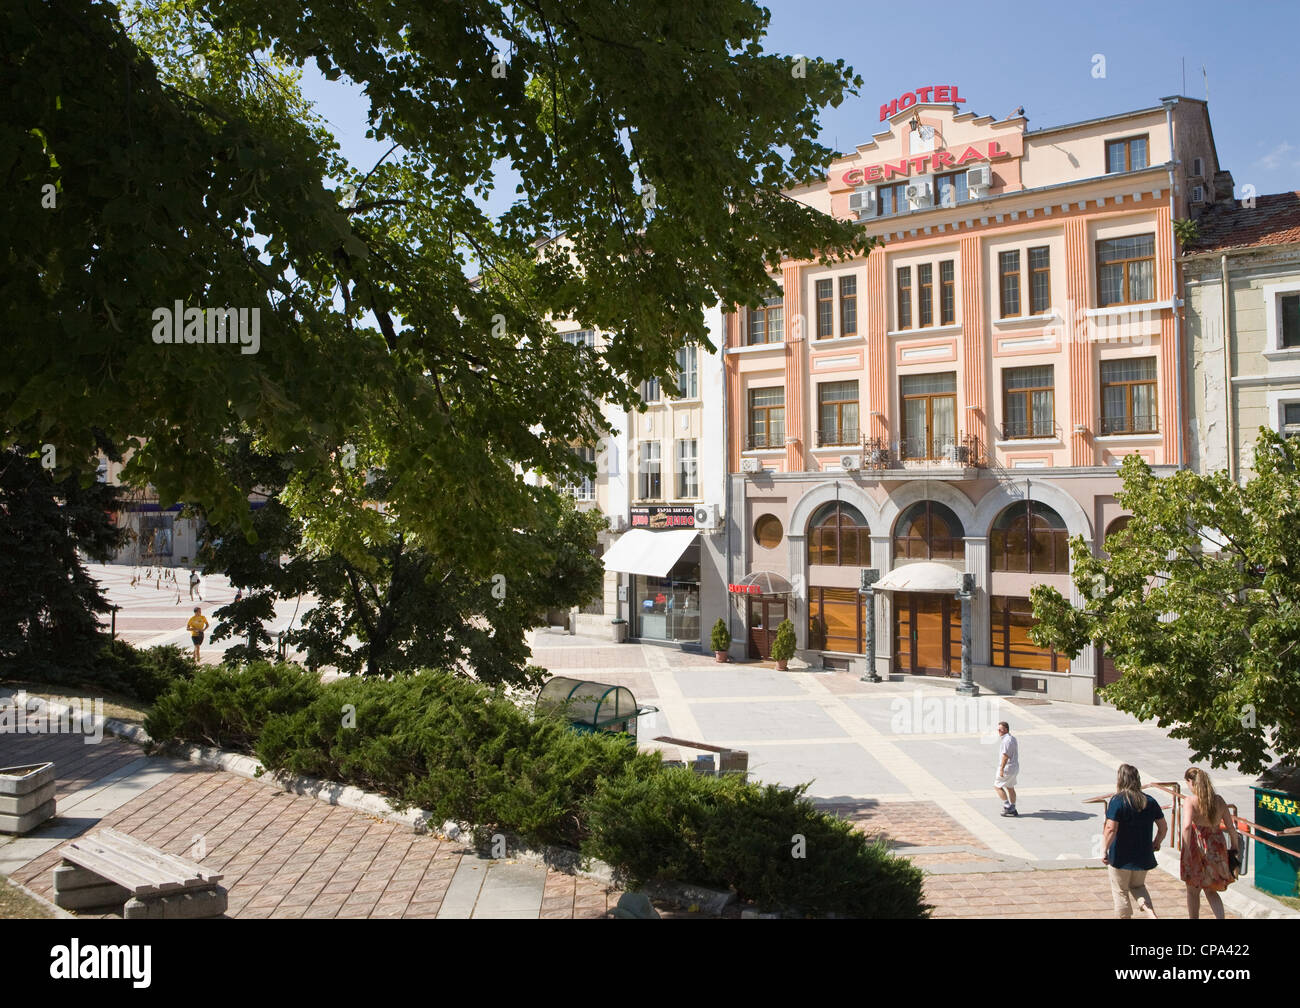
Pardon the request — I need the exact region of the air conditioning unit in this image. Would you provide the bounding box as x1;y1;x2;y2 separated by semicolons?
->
943;443;970;465
694;504;719;530
847;187;875;219
608;514;628;532
740;457;762;474
966;163;991;197
840;454;862;471
905;182;933;210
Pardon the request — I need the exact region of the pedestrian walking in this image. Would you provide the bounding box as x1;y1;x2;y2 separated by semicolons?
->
186;607;209;662
188;569;200;601
1102;764;1167;919
995;721;1019;817
1181;767;1240;920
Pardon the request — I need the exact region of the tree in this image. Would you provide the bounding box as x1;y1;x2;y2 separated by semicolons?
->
1029;430;1300;773
0;447;127;676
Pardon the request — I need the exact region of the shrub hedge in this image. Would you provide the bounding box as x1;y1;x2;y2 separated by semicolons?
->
145;664;929;917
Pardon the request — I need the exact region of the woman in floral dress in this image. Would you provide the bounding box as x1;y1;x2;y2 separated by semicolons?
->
1180;768;1240;920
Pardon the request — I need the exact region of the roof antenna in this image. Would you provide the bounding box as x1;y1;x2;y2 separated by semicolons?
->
1181;57;1186;96
1203;66;1209;102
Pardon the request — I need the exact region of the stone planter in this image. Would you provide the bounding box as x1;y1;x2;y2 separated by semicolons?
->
0;762;56;835
714;650;729;663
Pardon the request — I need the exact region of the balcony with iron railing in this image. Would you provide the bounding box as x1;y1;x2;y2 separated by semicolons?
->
1000;419;1063;441
896;433;985;467
1099;414;1159;436
745;431;786;451
816;427;862;448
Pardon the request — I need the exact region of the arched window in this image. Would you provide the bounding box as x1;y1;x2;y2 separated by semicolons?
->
990;501;1069;573
1104;515;1132;545
893;500;965;561
807;502;869;567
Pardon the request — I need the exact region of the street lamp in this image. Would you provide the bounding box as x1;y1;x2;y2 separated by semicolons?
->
859;568;881;683
955;572;978;696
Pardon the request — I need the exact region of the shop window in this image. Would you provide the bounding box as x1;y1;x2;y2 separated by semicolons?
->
748;296;785;345
991;596;1063;672
808;586;863;654
893;499;964;561
747;387;785;449
1097;234;1156;307
1002;365;1055;439
816;279;833;338
990;501;1069;573
817;381;860;447
839;275;857;337
1105;135;1148;174
1100;357;1157;434
807;502;869;567
754;514;784;550
900;372;957;460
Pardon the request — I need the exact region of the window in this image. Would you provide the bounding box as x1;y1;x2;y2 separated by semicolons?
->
893;500;964;561
816;279;833;339
939;260;956;325
561;329;596;349
1028;246;1051;315
748;387;785;449
748;295;784;345
1002;365;1055;439
1104;515;1133;552
990;502;1069;573
935;170;968;207
1282;294;1300;349
674;345;698;399
896;266;912;329
900;372;957;460
638;441;661;499
817;381;860;446
918;263;934;328
676;439;698;498
640;376;661;402
1105;135;1148;174
991;596;1063;673
839;276;857;337
1283;403;1300;439
1192;157;1204;177
807;502;870;568
808;587;864;654
878;181;907;217
1100;357;1158;434
562;444;597;501
1097;234;1156;307
999;250;1021;318
754;514;784;549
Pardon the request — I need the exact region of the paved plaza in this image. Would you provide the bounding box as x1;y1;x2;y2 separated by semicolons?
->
0;565;1285;918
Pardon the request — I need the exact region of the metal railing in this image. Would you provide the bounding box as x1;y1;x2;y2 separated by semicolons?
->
816;427;861;448
896;433;985;467
1099;414;1159;436
745;432;784;450
1001;419;1062;441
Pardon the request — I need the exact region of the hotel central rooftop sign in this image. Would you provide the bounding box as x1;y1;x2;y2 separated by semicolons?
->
839;141;1012;188
880;85;967;120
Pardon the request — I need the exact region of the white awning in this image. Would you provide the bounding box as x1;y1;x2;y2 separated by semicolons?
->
872;562;963;593
602;529;699;577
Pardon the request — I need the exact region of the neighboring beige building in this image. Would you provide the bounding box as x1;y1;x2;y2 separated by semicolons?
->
1183;192;1300;481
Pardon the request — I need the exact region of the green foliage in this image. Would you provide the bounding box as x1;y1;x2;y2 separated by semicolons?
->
1173;217;1200;250
93;641;199;704
710;618;731;653
1030;430;1300;773
144;660;322;750
582;769;929;917
770;619;797;663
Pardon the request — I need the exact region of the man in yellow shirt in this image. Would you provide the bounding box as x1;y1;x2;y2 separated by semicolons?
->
186;607;209;661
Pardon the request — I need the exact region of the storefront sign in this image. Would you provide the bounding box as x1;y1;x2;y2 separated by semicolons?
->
880;86;966;121
839;141;1011;188
629;505;695;530
728;583;763;595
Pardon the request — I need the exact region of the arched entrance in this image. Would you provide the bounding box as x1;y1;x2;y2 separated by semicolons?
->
889;501;965;676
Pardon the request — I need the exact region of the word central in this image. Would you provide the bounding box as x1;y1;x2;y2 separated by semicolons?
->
840;141;1011;188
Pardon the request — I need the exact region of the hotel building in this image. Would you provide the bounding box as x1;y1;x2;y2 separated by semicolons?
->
723;88;1231;701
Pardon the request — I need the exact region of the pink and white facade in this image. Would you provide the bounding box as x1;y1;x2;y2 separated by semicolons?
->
723;90;1231;701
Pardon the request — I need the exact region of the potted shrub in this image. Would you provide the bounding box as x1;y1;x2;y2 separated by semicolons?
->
770;619;796;671
710;618;731;663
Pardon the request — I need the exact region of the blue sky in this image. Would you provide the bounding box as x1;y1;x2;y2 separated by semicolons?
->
300;0;1300;215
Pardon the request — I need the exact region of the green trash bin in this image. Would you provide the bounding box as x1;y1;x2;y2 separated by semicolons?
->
1252;765;1300;899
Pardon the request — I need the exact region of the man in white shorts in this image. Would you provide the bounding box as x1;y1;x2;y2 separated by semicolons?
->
995;721;1019;817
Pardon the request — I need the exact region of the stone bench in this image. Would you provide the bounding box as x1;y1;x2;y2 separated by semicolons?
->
54;828;227;919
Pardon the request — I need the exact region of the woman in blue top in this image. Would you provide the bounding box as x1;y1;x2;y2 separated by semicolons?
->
1102;764;1168;919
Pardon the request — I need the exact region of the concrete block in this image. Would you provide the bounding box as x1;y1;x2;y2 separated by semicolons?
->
54;881;131;910
0;780;56;817
0;797;56;835
123;886;228;920
0;762;55;796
